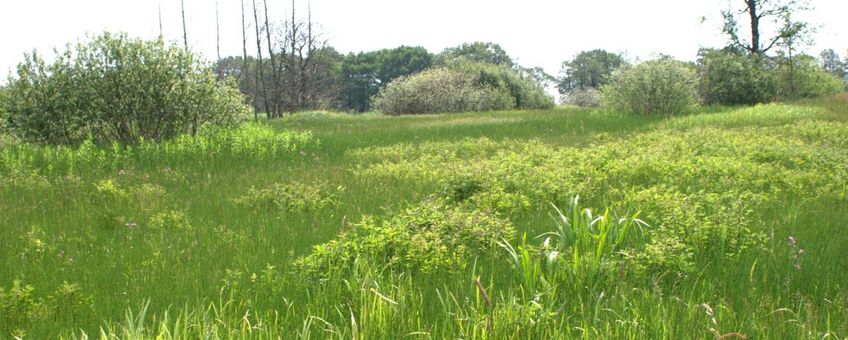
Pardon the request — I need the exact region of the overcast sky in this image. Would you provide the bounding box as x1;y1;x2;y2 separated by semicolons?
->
1;0;846;84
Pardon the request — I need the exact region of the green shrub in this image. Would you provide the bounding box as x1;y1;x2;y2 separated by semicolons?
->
697;49;778;105
296;199;515;277
0;280;49;336
5;32;250;145
776;55;845;99
447;60;555;110
564;87;601;107
237;180;337;211
602;59;700;116
372;67;513;114
0;87;8;132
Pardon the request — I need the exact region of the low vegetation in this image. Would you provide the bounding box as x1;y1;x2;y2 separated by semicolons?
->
1;94;847;338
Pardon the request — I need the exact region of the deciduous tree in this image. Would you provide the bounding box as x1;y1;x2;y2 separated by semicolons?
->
721;0;811;57
557;49;627;95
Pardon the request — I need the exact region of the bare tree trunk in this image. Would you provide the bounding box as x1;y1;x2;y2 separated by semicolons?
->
215;0;223;79
241;0;256;120
263;0;282;118
747;0;760;56
181;0;188;50
252;0;271;116
215;0;221;61
158;0;164;38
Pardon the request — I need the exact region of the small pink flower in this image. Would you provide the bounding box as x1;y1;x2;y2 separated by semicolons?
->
118;169;126;176
793;263;801;270
788;236;797;247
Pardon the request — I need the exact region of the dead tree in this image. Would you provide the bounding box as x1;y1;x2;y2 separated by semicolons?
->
281;0;327;112
240;0;257;118
180;0;188;50
263;0;283;117
158;0;164;37
252;0;271;116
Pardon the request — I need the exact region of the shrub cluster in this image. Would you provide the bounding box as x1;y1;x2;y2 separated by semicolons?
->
563;87;602;107
601;60;700;116
697;49;844;106
447;60;555;110
4;32;250;145
296;199;515;277
775;56;845;99
371;67;513;114
372;61;553;115
697;49;778;105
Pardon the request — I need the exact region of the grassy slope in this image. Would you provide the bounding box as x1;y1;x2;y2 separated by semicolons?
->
0;95;846;338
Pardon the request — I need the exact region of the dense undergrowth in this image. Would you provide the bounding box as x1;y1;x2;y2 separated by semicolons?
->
1;96;847;338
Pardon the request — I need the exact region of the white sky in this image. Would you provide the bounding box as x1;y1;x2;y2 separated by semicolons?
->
1;0;846;85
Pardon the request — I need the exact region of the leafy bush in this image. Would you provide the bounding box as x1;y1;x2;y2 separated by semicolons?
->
563;87;601;107
372;60;554;115
4;32;250;145
447;60;555;110
372;67;513;115
776;55;845;99
296;199;515;277
0;87;8;132
602;59;700;116
697;49;778;105
0;280;49;336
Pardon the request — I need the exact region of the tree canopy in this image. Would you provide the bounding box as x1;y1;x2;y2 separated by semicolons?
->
438;42;515;68
557;49;628;95
339;46;433;112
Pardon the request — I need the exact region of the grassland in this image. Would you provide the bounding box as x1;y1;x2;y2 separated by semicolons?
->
1;95;847;338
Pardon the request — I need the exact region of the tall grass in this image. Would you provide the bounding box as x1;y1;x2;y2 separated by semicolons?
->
1;95;847;338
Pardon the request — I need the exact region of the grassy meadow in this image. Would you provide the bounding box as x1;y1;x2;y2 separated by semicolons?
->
2;95;848;338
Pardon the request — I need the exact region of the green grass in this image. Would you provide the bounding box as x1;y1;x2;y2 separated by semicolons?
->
1;95;847;338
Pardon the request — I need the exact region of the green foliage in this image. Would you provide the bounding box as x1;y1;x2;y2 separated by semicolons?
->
2;97;848;338
0;280;49;336
557;49;628;95
351;103;846;277
776;55;845;99
339;46;433;112
601;59;700;115
438;41;515;68
447;60;555;110
237;180;338;211
296;199;515;277
5;32;250;145
147;210;192;231
0;86;8;132
535;197;645;284
563;87;601;107
819;49;846;82
0;123;316;177
371;67;513;115
697;49;778;105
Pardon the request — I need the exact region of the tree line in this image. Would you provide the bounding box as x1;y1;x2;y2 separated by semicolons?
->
556;0;847;106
